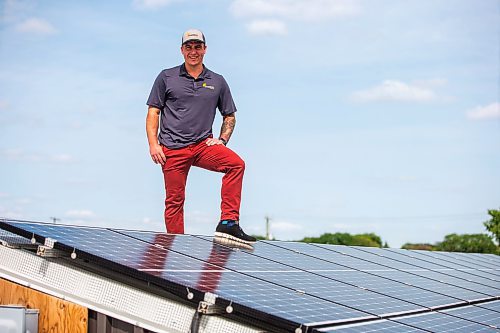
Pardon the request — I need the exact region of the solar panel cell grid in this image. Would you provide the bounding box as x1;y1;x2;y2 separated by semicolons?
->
442;305;500;328
477;300;500;313
0;228;37;245
394;312;498;333
354;248;500;296
123;231;424;317
420;251;500;272
322;270;463;309
264;241;478;307
269;241;388;271
317;319;427;332
413;251;500;275
372;270;488;302
249;271;423;316
387;249;500;284
0;221;374;330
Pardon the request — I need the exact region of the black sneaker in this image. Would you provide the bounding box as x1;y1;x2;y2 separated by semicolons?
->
215;220;257;244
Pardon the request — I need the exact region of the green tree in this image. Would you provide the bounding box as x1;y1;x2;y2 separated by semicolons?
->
299;232;384;247
402;243;436;251
436;233;497;254
484;209;500;246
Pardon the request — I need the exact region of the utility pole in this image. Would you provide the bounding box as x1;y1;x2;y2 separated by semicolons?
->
49;217;60;224
265;215;271;240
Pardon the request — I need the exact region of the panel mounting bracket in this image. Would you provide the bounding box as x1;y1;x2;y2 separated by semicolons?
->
197;292;225;315
37;245;66;258
197;301;225;315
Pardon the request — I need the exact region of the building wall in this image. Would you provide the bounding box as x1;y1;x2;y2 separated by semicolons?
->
0;277;88;333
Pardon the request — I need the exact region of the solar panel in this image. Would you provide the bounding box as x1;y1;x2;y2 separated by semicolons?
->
317;319;427;332
265;241;491;306
120;231;423;317
437;252;500;272
412;250;500;278
347;247;500;296
385;248;500;282
476;300;500;313
0;220;373;331
440;304;500;328
0;228;38;246
1;219;498;333
393;311;498;332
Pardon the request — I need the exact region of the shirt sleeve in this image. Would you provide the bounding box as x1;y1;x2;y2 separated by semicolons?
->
217;76;237;116
146;71;167;109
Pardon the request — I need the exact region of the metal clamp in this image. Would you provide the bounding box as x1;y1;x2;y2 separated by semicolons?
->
37;245;65;258
197;301;225;315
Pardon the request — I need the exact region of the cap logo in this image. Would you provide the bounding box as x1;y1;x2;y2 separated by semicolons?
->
182;29;205;44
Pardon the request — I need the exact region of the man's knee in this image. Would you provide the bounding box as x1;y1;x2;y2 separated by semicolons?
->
236;156;245;169
230;155;245;172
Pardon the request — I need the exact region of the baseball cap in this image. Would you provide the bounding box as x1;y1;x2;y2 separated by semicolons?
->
182;29;205;44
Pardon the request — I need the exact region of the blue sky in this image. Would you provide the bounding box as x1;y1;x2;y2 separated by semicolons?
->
0;0;499;247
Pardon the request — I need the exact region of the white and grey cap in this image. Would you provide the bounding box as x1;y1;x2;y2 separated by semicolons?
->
182;29;205;44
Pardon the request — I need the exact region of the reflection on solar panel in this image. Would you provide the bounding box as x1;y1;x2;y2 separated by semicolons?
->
0;219;499;333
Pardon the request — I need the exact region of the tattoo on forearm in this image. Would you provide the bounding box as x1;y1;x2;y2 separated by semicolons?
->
221;116;236;141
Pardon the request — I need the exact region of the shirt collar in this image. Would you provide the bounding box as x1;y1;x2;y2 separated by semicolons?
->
179;64;211;79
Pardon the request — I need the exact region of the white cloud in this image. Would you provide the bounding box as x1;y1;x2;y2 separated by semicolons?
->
230;0;360;21
15;18;57;35
132;0;178;10
413;78;447;88
1;149;42;162
351;79;445;102
466;102;500;120
1;149;74;164
247;19;287;36
65;210;95;219
51;154;74;163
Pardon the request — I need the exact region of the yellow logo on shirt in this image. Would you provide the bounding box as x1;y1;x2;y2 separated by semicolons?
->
202;82;215;90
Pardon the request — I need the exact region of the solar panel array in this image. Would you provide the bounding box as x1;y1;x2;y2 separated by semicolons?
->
0;219;498;333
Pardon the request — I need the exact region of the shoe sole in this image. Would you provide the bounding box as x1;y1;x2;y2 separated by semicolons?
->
214;231;256;244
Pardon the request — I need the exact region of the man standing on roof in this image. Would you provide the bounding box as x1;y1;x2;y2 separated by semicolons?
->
146;29;256;244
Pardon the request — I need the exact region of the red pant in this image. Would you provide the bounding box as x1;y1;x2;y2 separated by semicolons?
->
161;138;245;234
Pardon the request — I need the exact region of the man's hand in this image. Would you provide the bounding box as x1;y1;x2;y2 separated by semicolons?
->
150;143;166;165
206;138;226;146
146;107;166;164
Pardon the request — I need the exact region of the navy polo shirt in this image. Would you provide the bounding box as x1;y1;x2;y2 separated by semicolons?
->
147;64;237;149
